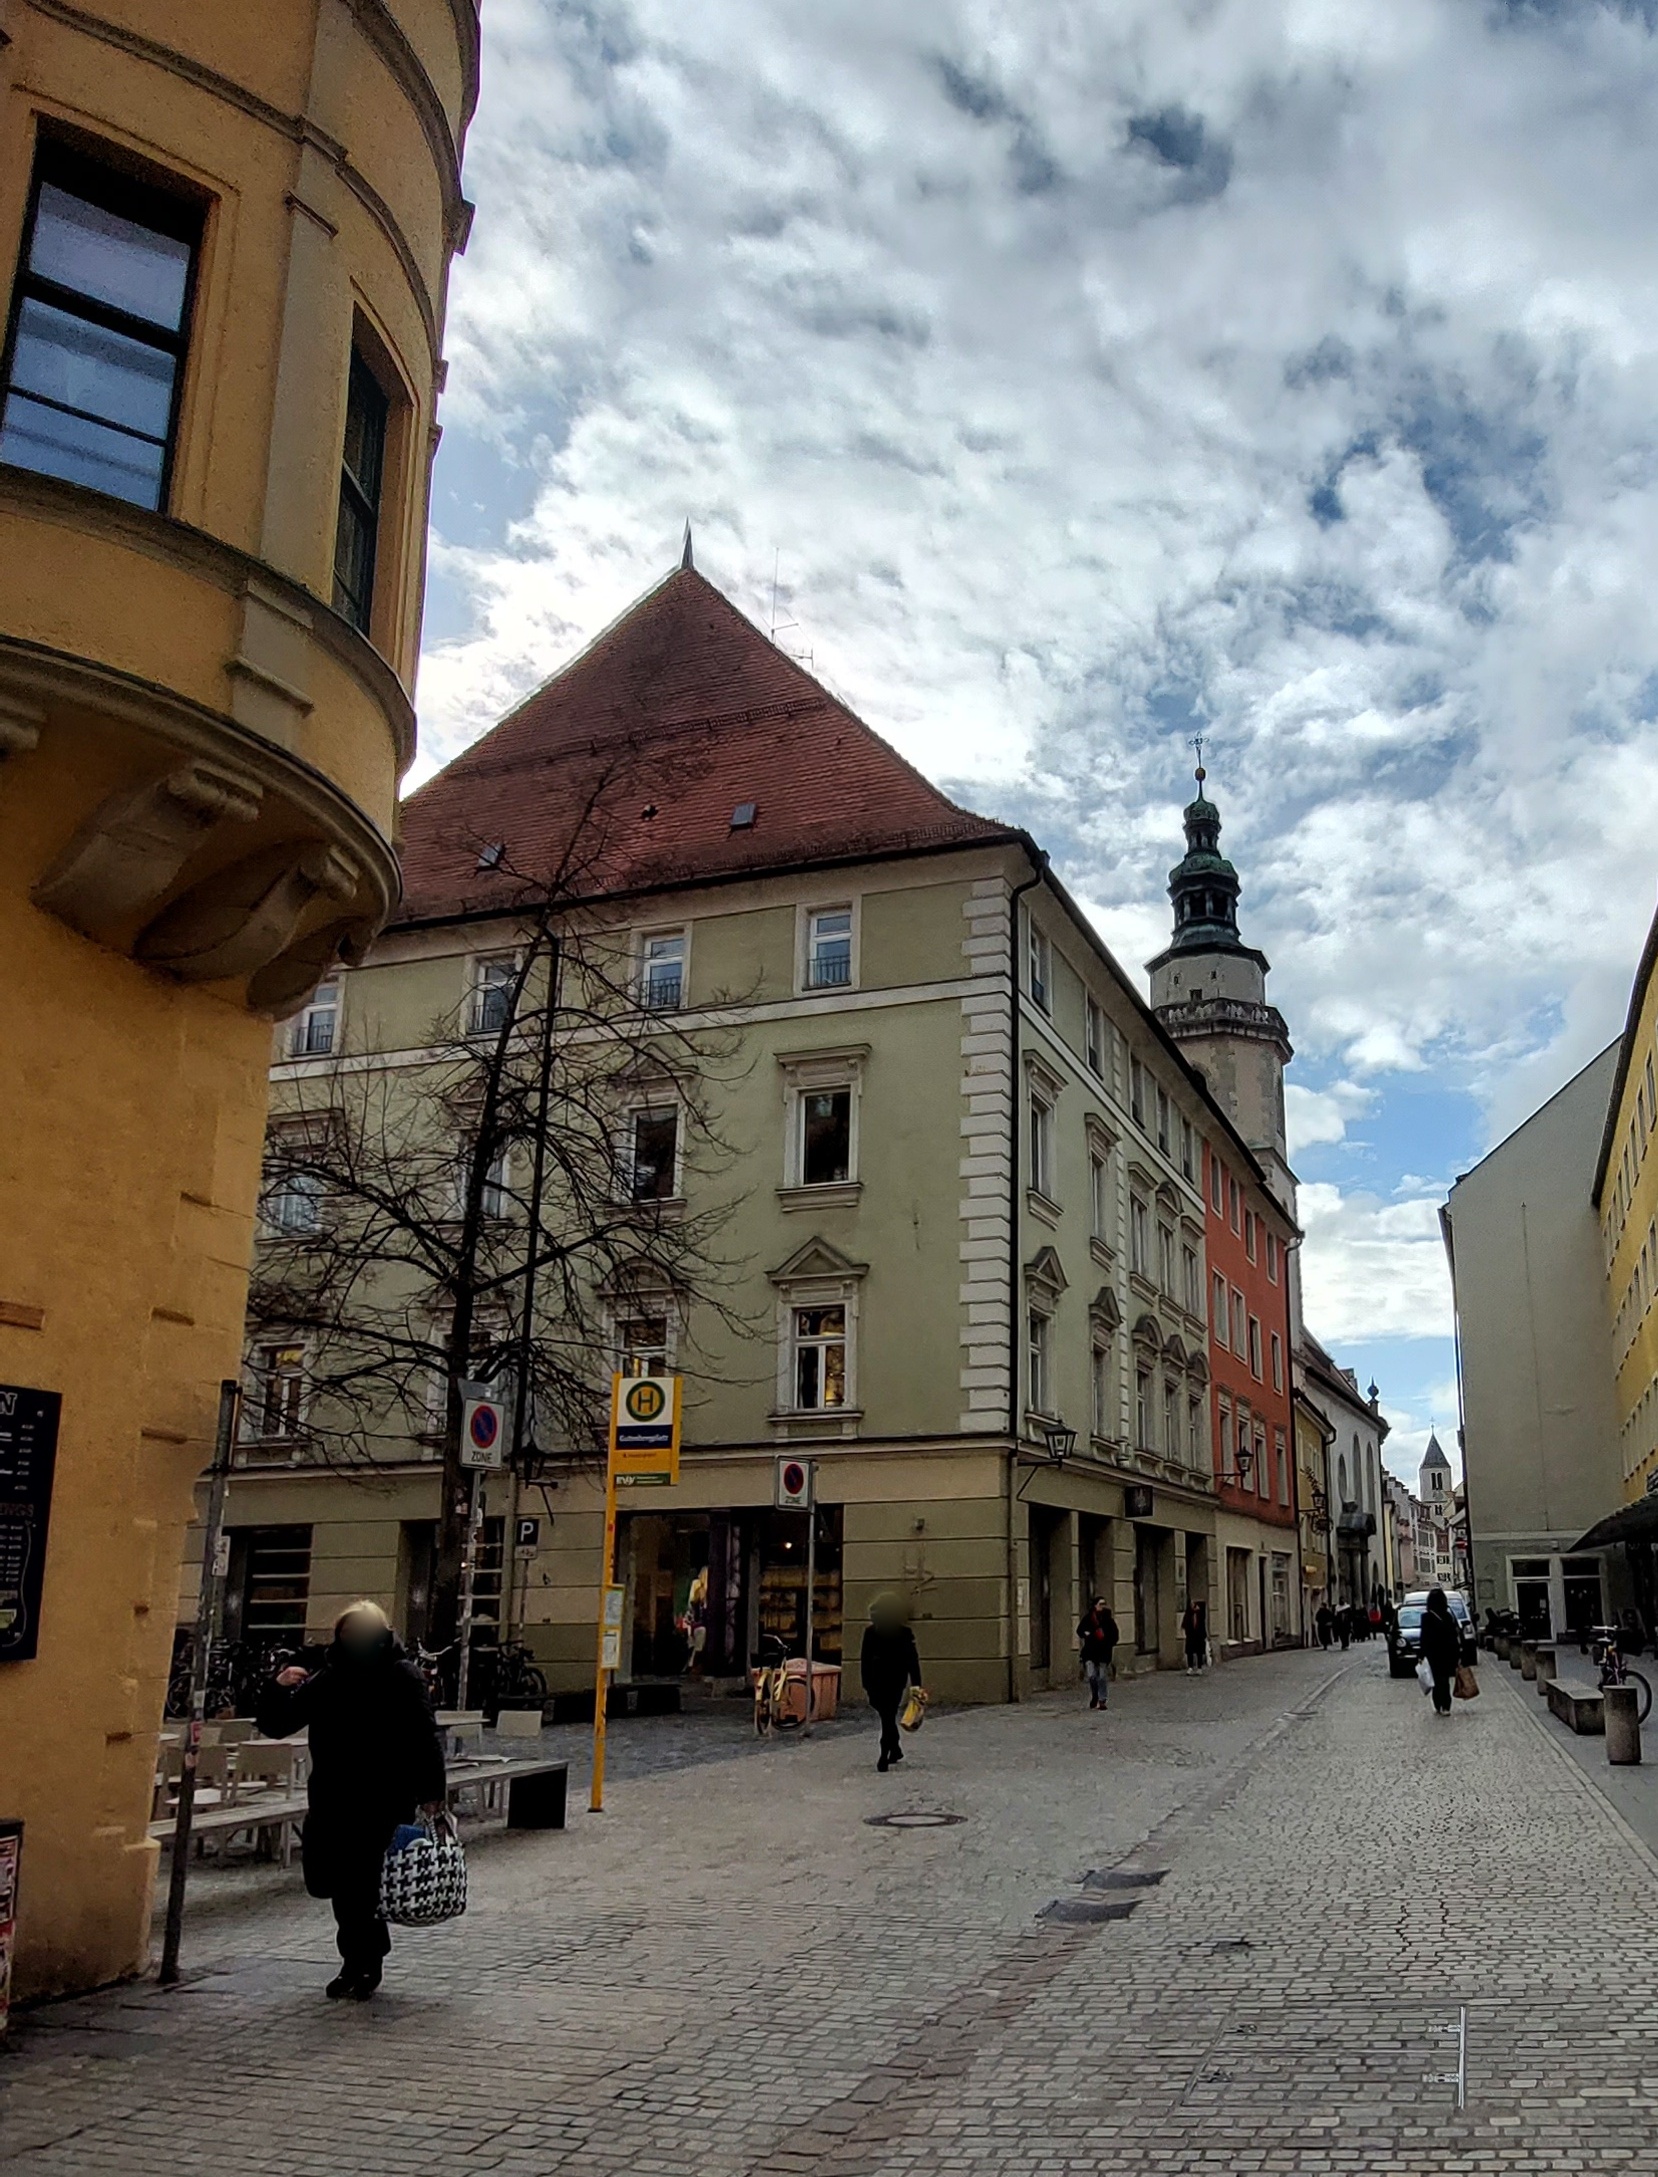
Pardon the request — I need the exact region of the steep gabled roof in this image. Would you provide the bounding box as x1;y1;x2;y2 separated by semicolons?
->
396;566;1011;924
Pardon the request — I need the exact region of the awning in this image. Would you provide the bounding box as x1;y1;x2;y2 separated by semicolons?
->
1571;1496;1658;1551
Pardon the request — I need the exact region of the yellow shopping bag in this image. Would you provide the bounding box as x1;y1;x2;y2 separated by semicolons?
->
899;1686;929;1732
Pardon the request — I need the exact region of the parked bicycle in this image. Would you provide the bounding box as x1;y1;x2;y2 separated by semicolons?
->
752;1634;808;1737
1593;1625;1653;1724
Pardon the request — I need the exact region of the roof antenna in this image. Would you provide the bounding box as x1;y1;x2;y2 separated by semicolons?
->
681;520;694;572
768;549;812;666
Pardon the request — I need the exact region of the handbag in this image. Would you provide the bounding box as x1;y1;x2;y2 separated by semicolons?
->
380;1809;467;1926
899;1686;929;1732
1415;1657;1434;1695
1453;1663;1480;1701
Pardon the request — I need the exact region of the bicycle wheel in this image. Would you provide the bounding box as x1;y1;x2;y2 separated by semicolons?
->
754;1681;772;1737
1627;1669;1653;1725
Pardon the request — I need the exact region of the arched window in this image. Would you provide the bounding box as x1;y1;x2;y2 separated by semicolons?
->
1338;1453;1349;1503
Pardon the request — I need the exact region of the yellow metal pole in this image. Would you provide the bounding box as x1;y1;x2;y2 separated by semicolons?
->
589;1447;618;1811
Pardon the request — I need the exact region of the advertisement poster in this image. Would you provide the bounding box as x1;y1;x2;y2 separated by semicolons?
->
0;1384;62;1663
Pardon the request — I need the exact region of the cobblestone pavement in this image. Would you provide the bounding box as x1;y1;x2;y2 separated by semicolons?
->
6;1644;1658;2173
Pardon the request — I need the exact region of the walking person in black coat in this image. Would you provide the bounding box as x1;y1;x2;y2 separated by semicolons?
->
860;1593;922;1773
257;1601;446;1998
1076;1597;1119;1709
1420;1587;1462;1719
1181;1598;1209;1674
1315;1602;1334;1650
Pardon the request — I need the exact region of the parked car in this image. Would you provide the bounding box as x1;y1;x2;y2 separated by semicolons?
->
1387;1590;1476;1677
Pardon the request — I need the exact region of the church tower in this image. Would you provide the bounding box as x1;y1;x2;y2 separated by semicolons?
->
1148;766;1296;1217
1419;1433;1453;1510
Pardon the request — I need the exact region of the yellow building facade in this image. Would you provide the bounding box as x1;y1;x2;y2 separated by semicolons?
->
1596;911;1658;1504
0;0;477;1997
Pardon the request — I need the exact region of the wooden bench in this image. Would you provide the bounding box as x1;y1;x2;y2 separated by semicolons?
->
447;1754;568;1830
1545;1676;1605;1734
150;1790;309;1863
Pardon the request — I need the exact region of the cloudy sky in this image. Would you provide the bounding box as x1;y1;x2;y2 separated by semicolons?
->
420;0;1658;1485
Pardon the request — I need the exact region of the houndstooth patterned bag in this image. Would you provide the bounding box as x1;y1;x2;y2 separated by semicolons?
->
380;1811;467;1926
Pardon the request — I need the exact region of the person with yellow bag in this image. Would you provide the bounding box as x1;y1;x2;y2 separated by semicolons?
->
860;1592;923;1773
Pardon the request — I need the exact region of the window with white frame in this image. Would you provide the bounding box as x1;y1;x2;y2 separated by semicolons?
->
1271;1331;1283;1391
1090;1149;1110;1240
245;1341;306;1440
1130;1195;1150;1279
801;1087;852;1185
1156;1087;1171;1157
1028;1308;1053;1414
480;1141;510;1219
1135;1365;1153;1449
1180;1118;1195;1183
470;955;516;1036
1232;1288;1248;1355
1266;1232;1279;1283
1255;1425;1269;1498
1219;1399;1233;1476
1158;1221;1176;1295
615;1308;671;1377
1245;1209;1258;1262
262;1125;325;1235
639;928;686;1010
1228;1175;1241;1233
1248;1315;1263;1379
1085;996;1105;1076
1210;1154;1224;1214
1130;1056;1146;1128
1027;919;1051;1011
1162;1378;1178;1458
1029;1089;1055;1200
1182;1244;1201;1316
289;979;339;1058
1091;1343;1111;1436
628;1107;680;1201
805;905;854;990
780;1048;865;1189
791;1302;848;1409
1212;1270;1229;1346
1188;1394;1204;1466
1276;1429;1290;1504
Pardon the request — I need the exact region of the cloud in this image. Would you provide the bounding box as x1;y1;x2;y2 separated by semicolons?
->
1297;1181;1454;1343
426;0;1658;1168
1286;1079;1375;1154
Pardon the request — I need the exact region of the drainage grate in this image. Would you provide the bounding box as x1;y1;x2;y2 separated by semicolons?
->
1082;1867;1167;1892
864;1810;966;1829
1038;1896;1141;1924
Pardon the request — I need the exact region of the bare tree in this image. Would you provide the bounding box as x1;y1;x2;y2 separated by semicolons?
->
248;763;749;1676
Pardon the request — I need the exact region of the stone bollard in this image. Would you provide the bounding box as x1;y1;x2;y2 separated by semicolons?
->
1606;1683;1642;1765
1495;1633;1511;1662
1535;1648;1557;1694
1521;1641;1538;1681
1509;1637;1524;1669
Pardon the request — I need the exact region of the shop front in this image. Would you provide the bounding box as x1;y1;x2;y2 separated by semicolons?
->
619;1504;844;1685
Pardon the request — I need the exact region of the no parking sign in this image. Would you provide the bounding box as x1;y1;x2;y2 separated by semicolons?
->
460;1385;506;1469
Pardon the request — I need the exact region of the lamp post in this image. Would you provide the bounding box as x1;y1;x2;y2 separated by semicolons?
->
1041;1421;1077;1464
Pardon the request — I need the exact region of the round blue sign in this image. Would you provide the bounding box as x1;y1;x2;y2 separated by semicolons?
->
468;1404;500;1450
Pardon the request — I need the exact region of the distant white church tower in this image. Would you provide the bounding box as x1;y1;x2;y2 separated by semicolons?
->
1148;765;1296;1220
1419;1433;1453;1511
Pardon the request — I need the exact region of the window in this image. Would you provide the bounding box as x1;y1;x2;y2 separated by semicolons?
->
1162;1380;1178;1458
1255;1427;1269;1498
793;1304;846;1409
1085;997;1105;1076
1212;1271;1229;1346
1091;1344;1110;1436
289;980;339;1058
479;1141;510;1220
1188;1395;1204;1466
1276;1430;1290;1505
1029;1091;1055;1199
806;905;854;989
616;1311;670;1377
1228;1176;1241;1233
640;929;686;1010
1210;1155;1224;1214
1219;1401;1233;1475
0;143;200;510
1270;1331;1283;1392
332;346;390;632
470;956;516;1036
1180;1118;1195;1183
1245;1210;1257;1262
801;1087;852;1186
1028;1309;1052;1413
629;1108;679;1201
225;1525;312;1640
1267;1233;1279;1284
1248;1317;1263;1379
1090;1149;1110;1240
1135;1366;1152;1450
1158;1221;1176;1295
1156;1088;1171;1157
245;1342;306;1440
1027;920;1050;1011
1183;1245;1201;1316
1130;1195;1150;1280
262;1128;325;1235
1232;1289;1248;1355
1130;1057;1146;1128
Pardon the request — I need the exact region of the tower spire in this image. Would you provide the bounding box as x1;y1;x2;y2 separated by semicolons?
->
680;520;694;572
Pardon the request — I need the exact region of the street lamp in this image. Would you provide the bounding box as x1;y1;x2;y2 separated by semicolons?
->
1235;1442;1254;1482
1041;1420;1077;1464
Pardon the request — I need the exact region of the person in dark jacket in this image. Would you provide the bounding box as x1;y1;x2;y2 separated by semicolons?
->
1076;1598;1119;1708
1315;1602;1334;1650
1180;1598;1208;1674
257;1601;446;1998
860;1593;922;1772
1336;1604;1352;1651
1420;1587;1462;1718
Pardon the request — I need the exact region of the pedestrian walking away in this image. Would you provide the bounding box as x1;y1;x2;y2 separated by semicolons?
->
1315;1601;1334;1650
1336;1604;1351;1651
1180;1597;1208;1673
860;1592;923;1772
256;1601;447;1999
1076;1596;1120;1708
1419;1585;1462;1718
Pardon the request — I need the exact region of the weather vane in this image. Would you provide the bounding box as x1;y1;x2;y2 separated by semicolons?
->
1192;733;1205;786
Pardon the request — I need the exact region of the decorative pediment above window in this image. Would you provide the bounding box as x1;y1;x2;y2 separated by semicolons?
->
1024;1243;1067;1298
1185;1349;1210;1386
776;1043;870;1088
1089;1286;1121;1334
1155;1181;1181;1216
1131;1312;1163;1353
1024;1052;1066;1102
1126;1156;1158;1192
1179;1215;1203;1243
769;1235;869;1286
1084;1113;1118;1155
1163;1333;1188;1367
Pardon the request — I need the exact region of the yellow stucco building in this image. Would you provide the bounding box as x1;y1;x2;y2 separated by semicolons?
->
0;0;477;1997
1596;910;1658;1507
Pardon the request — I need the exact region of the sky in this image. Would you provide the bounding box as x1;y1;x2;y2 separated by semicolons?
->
418;0;1658;1489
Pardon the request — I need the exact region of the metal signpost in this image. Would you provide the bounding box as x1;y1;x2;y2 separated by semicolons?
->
158;1378;239;1986
590;1374;681;1812
456;1381;506;1710
775;1457;817;1734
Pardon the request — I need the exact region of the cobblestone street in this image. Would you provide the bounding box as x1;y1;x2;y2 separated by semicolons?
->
6;1646;1658;2173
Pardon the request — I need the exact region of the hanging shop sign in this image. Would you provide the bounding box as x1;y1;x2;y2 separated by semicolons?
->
1123;1485;1154;1521
610;1374;681;1485
0;1385;61;1663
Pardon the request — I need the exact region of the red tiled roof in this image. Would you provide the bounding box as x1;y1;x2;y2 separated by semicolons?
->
395;567;1010;923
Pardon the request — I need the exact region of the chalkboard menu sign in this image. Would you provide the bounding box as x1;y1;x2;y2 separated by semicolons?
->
0;1385;61;1663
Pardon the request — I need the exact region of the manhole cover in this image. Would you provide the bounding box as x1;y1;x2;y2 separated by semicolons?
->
864;1810;965;1829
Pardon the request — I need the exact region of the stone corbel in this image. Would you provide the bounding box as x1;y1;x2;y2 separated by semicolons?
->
32;759;263;940
136;841;358;983
0;694;44;761
247;911;381;1020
